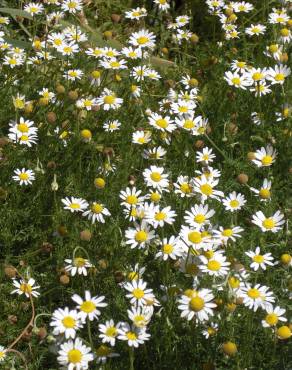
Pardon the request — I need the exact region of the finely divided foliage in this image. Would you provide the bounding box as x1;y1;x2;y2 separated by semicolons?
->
0;0;292;369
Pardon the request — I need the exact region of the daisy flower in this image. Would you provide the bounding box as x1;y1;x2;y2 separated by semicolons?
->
61;0;83;14
143;166;169;192
98;319;122;346
222;191;246;212
117;323;150;347
125;221;156;249
103;120;121;132
12;168;35;186
127;306;152;328
279;27;292;43
178;289;216;322
267;64;291;85
174;176;193;198
96;88;123;110
62;197;89;213
72;291;107;321
171;99;196;115
145;204;177;228
132;130;152;145
129;29;156;49
213;226;244;244
202;323;218;339
154;0;170;11
131;65;151;81
192;176;224;202
232;1;254;12
245;247;274;271
57;337;93;370
196;147;216;164
82;202;111;224
250;179;272;201
124;279;155;307
124;7;147;20
121;47;143;60
268;11;290;25
142;146;167;160
76;97;98;111
245;24;266;36
50;307;83;339
65;257;92;276
179;225;214;252
0;346;6;363
57;42;79;56
230;60;248;73
120;187;145;209
155;236;183;261
240;283;275;311
100;58;127;70
184;204;215;229
224;71;252;89
148;113;176;133
24;2;44;16
251;210;285;233
264;44;283;61
252;145;277;167
199;251;231;277
64;69;83;81
262;306;287;327
11;278;40;298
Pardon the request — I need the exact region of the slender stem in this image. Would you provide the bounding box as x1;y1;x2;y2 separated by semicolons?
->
129;346;135;370
87;319;94;350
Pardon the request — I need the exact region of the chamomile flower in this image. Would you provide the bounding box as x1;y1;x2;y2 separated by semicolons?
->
267;64;291;85
125;7;147;20
154;0;170;11
264;44;283;61
230;60;248;73
76;97;97;110
72;291;107;321
129;29;156;49
251;210;285;233
0;347;6;363
232;1;254;12
121;47;143;60
117;323;150;347
200;251;230;277
120;187;145;209
179;225;214;252
57;42;79;56
24;2;44;16
61;0;83;14
3;55;24;68
202;323;218;338
127;306;152;328
184;204;215;229
100;58;127;70
171;99;196;115
213;226;244;244
268;11;290;25
245;247;274;271
196;147;216;164
250;82;272;97
132;130;152;145
250;179;272;201
178;289;216;322
142;146;167;160
240;284;275;311
57;337;93;370
11;278;40;298
145;204;177;228
50;307;83;339
65;69;83;81
82;202;111;224
98;320;122;346
278;27;292;43
252;145;277;167
245;24;266;36
155;236;183;261
125;221;156;249
96;88;123;110
65;257;93;276
12;168;35;186
222;191;246;212
131;65;151;81
148;113;176;133
174;176;193;198
124;279;155;306
262;306;287;327
192;176;224;202
62;197;89;213
224;71;252;89
143;166;169;192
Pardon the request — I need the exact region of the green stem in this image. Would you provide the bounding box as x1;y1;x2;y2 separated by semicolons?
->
129;346;134;370
87;319;94;350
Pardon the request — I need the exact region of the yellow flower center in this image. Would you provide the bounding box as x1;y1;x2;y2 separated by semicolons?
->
126;195;138;205
277;326;291;339
150;192;161;202
252;72;263;81
150;172;162;182
276;17;285;23
0;351;5;359
128;271;138;280
104;95;116;105
261;155;273;166
19;173;29;181
251;27;260;33
74;257;86;267
156;118;168;128
91;203;103;214
180;183;191;193
105;327;117;337
222;229;233;237
137;36;149;45
162;244;173;254
200;184;213;196
80;301;96;313
68;1;77;9
135;230;148;243
67;349;82;364
62;316;76;328
155;212;166;221
207;260;221;271
231;77;241;85
229;199;239;208
132;288;144;299
274;73;285;82
110;61;120;68
183;119;195;129
247;288;260;299
262;218;275;230
69;203;80;209
63;46;72;54
280;28;289;37
190;296;205;311
20;283;32;294
228;277;240;289
265;313;278;326
236;61;246;68
194;214;206;224
253;255;264;263
126;332;137;340
178;106;188;113
269;44;278;53
188;231;202;244
259;188;270;199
